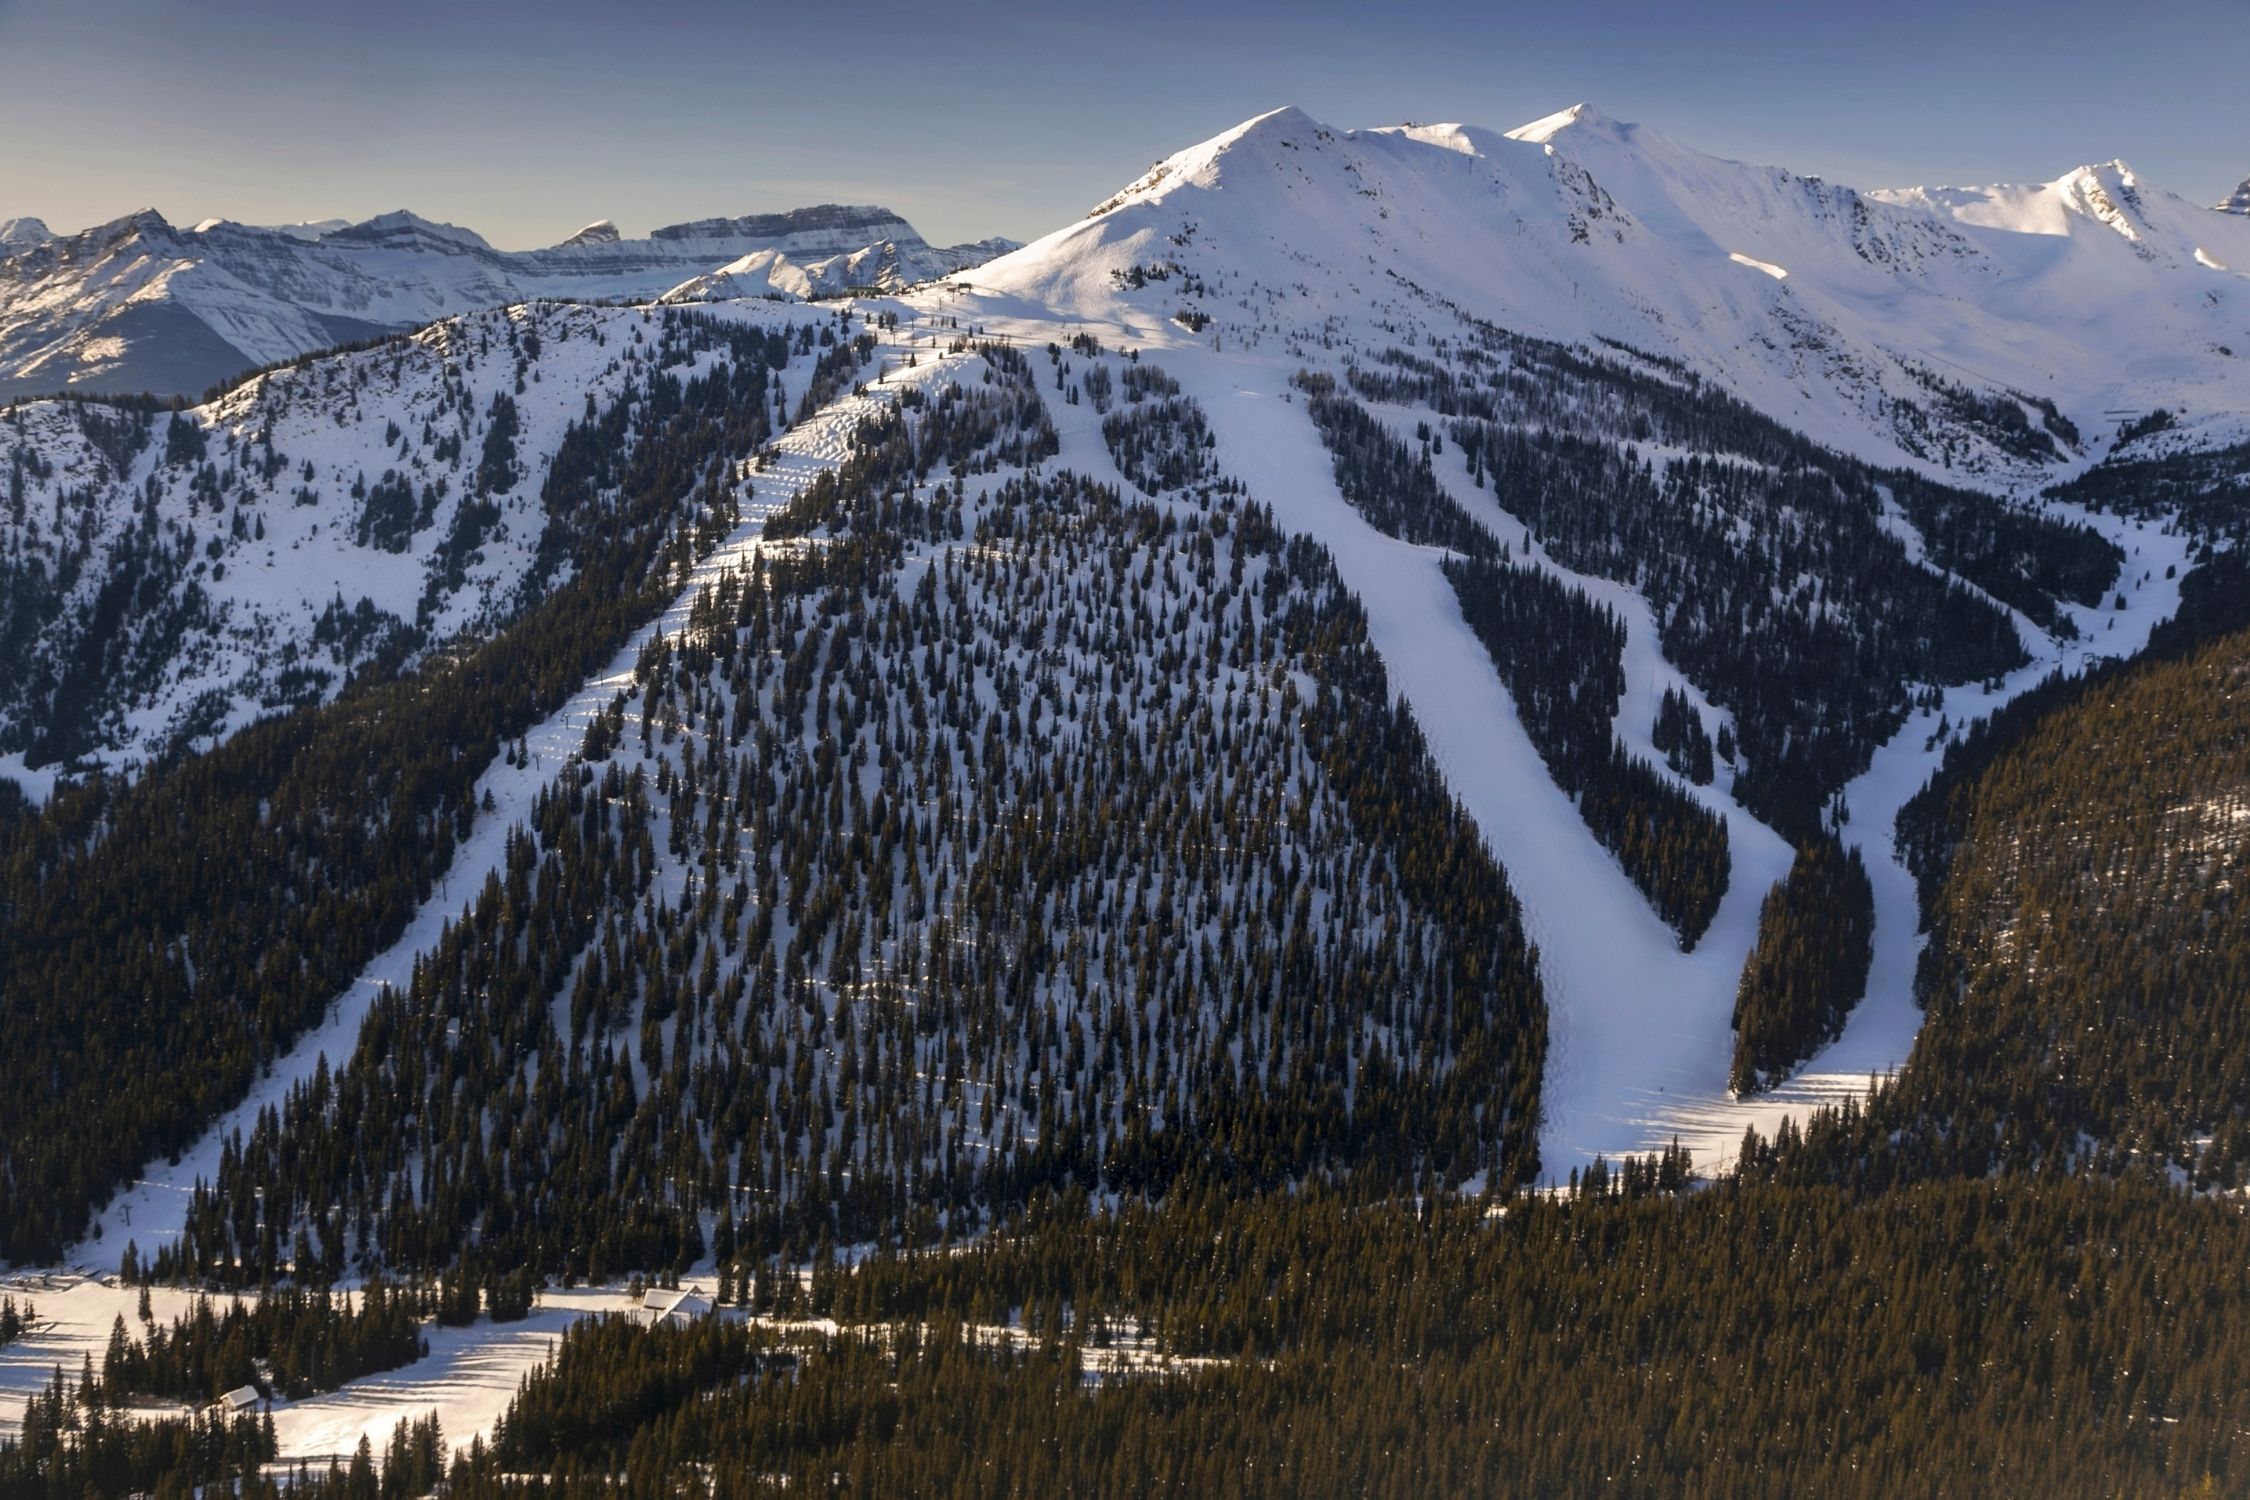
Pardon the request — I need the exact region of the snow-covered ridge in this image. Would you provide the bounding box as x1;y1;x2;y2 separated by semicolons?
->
0;203;1016;401
660;235;1017;303
1868;159;2230;263
0;299;826;786
965;101;2250;480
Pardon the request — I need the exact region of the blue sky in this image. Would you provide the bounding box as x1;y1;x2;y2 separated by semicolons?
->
3;0;2246;247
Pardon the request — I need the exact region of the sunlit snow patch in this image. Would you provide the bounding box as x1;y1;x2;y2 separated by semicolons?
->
1728;251;1788;280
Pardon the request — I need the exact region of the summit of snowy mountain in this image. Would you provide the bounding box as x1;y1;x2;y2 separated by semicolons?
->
0;217;52;250
260;217;351;241
1869;159;2235;250
1504;100;1630;144
96;206;178;240
2215;176;2250;215
966;103;2250;477
561;218;622;246
661;231;1024;303
324;209;497;252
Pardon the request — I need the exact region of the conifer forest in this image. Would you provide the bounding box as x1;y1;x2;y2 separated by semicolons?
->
4;59;2249;1497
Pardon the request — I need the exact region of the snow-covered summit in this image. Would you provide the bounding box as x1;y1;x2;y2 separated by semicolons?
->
661;231;1022;304
0;217;53;250
260;218;351;242
561;218;622;246
964;102;2250;478
1503;100;1631;144
2219;177;2250;215
323;209;497;253
1869;159;2232;259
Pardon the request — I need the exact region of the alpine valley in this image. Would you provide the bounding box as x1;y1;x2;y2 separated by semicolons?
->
3;103;2249;1498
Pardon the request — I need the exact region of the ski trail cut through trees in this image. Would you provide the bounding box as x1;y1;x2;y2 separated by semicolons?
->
73;342;970;1268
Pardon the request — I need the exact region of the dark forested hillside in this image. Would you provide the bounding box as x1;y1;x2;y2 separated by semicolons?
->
1344;330;2115;835
2045;434;2250;542
1729;833;1875;1091
239;513;2242;1500
1869;554;2250;1184
155;353;1545;1284
1300;373;1731;946
0;312;814;1262
106;1176;2240;1500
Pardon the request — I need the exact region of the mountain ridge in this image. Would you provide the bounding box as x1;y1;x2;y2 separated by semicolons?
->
0;202;1016;401
964;102;2250;480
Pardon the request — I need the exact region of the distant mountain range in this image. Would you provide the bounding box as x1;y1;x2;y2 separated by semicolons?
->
0;204;1014;400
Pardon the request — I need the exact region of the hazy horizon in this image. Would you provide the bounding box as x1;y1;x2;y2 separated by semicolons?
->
4;0;2247;249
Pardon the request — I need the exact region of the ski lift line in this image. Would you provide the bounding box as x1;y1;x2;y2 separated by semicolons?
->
1908;346;2029;396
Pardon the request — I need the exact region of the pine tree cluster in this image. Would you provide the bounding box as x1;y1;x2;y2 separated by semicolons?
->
1728;833;1875;1092
0;310;826;1262
1300;374;1730;946
158;353;1545;1284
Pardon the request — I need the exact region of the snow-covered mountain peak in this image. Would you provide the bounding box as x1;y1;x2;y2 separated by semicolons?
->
324;210;495;253
1872;159;2250;278
1218;102;1323;147
1505;101;1628;145
964;102;2250;480
561;218;621;246
0;200;1014;400
90;207;176;242
2217;177;2250;215
261;219;351;242
2053;161;2156;243
0;217;55;250
1085;105;1343;219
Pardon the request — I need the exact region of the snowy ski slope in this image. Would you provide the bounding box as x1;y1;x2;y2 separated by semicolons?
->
3;101;2246;1453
